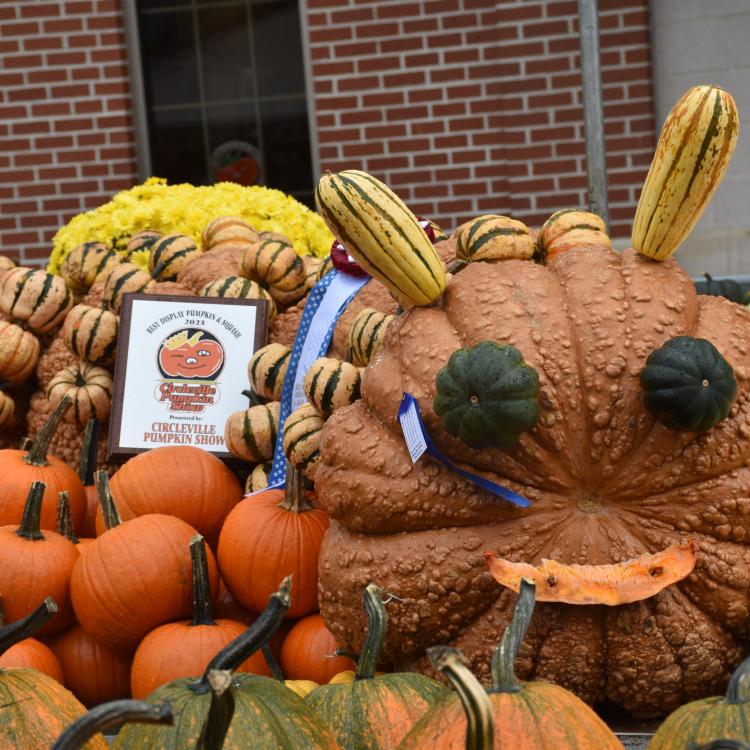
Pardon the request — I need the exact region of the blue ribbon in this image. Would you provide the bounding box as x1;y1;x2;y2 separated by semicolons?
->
264;269;368;490
398;392;531;509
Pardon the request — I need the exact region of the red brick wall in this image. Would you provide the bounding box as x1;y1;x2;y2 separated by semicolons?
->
0;0;138;265
307;0;656;239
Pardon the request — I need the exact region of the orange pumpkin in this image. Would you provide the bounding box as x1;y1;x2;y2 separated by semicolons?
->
0;395;86;532
71;471;220;650
0;481;78;634
218;465;329;619
0;597;64;682
102;445;242;547
49;622;133;708
280;614;355;684
0;598;107;750
130;535;271;699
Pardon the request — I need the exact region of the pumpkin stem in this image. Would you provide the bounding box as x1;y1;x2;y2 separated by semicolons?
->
57;490;79;545
428;646;494;750
96;469;121;530
18;436;33;451
278;462;313;512
78;418;100;486
50;700;173;750
725;655;750;703
16;481;46;541
447;258;467;274
489;578;535;694
355;584;389;681
195;575;292;692
0;597;57;654
24;395;72;467
241;389;267;407
262;642;285;682
0;597;6;628
190;535;215;627
195;670;235;750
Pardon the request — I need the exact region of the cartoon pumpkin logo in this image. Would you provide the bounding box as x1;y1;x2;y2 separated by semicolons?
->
157;328;225;381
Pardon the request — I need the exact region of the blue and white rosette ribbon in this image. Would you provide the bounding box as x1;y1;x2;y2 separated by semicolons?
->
397;392;531;509
247;269;369;495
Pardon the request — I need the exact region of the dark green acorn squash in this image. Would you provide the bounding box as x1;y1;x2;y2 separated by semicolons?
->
697;273;744;304
640;336;737;433
433;340;540;449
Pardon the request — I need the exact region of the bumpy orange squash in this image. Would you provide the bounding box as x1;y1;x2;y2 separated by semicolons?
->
316;246;750;715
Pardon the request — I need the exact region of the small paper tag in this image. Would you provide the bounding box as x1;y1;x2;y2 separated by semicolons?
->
398;394;428;464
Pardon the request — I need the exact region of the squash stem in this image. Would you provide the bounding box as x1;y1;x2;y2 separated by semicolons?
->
196;575;292;692
18;436;33;451
96;470;121;530
78;418;100;486
355;584;388;681
725;655;750;703
190;535;215;627
57;491;79;544
428;646;493;750
241;389;266;407
262;642;285;682
196;670;235;750
50;700;173;750
15;481;46;541
690;742;750;750
0;597;57;654
24;395;71;467
489;578;535;694
278;462;313;512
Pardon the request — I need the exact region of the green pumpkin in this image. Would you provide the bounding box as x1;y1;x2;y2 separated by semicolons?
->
433;340;540;450
112;579;337;750
697;273;744;304
648;656;750;750
306;585;449;750
640;336;737;433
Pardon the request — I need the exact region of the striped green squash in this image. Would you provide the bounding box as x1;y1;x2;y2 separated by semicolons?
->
60;242;122;294
0;268;73;334
315;170;446;306
317;255;334;281
455;215;534;263
224;401;280;463
537;209;610;264
303;256;323;292
303;357;361;418
246;461;272;493
148;234;201;281
248;343;291;401
200;276;276;320
633;84;739;261
238;239;307;307
125;230;162;258
282;402;324;481
102;263;157;314
62;303;119;366
202;216;259;250
349;308;394;367
0;321;40;384
47;362;114;426
427;218;449;242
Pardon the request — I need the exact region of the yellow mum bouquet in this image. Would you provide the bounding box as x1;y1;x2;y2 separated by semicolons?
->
49;178;333;274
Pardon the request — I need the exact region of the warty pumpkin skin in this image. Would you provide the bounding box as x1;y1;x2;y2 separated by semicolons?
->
316;246;750;716
0;599;108;750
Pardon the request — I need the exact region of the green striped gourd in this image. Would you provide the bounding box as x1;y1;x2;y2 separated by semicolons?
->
282;403;324;482
349;308;395;367
125;230;162;258
224;401;280;463
0;268;73;334
537;209;611;264
148;234;201;281
102;263;157;314
0;391;14;428
248;343;291;401
246;461;272;493
238;239;307;307
633;84;739;261
303;357;361;418
315;170;446;306
199;276;277;320
0;321;40;384
303;256;323;292
455;215;534;263
202;216;259;251
427;218;449;242
47;362;114;426
316;255;334;282
60;242;122;294
62;304;119;366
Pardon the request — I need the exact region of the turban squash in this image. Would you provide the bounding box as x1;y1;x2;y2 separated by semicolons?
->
316;246;750;716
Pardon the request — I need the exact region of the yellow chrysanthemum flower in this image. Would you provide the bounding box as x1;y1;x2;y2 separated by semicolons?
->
49;178;334;274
